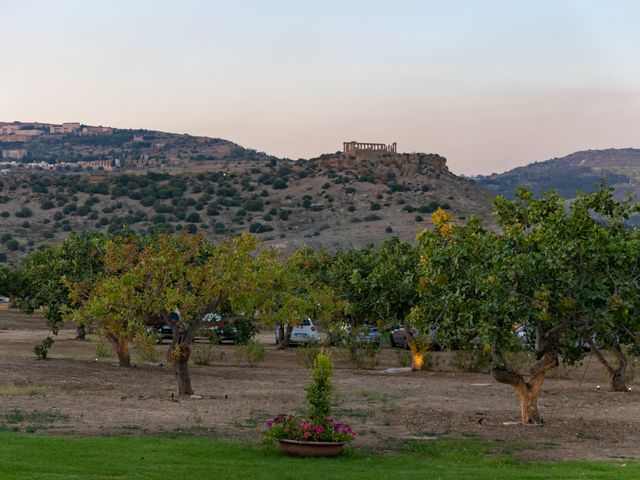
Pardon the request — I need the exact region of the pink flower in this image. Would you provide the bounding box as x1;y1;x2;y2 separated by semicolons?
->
303;432;311;439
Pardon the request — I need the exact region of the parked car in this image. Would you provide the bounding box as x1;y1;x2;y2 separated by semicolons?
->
275;318;319;345
389;325;443;350
200;313;257;344
0;296;10;303
200;313;231;341
389;325;418;349
149;322;173;343
354;324;381;345
149;312;256;344
328;323;381;346
516;324;599;352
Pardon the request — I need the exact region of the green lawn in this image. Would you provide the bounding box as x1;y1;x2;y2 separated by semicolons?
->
0;433;636;479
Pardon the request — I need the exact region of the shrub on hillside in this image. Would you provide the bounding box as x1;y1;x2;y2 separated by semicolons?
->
15;207;33;218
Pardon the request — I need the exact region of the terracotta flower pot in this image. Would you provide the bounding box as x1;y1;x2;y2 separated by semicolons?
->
278;439;345;457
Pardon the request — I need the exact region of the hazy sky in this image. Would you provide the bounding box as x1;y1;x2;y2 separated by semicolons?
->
3;1;640;175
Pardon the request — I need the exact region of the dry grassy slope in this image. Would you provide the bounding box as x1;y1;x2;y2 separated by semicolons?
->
0;150;493;264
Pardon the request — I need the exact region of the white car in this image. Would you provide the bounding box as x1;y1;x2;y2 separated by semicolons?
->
275;318;319;345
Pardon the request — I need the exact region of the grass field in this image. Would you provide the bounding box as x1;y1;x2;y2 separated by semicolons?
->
0;433;637;480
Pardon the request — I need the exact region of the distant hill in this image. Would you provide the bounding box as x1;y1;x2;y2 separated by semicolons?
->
475;148;640;199
0;122;493;264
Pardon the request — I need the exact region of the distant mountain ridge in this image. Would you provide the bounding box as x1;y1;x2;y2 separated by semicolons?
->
475;148;640;199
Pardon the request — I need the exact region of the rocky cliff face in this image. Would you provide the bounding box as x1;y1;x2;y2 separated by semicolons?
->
312;151;448;179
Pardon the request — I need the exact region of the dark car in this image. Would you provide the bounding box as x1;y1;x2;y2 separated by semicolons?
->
149;312;256;344
389;325;418;349
201;313;257;344
201;313;234;342
389;325;443;350
149;322;173;343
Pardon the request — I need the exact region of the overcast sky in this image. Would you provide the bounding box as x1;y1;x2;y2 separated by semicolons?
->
2;0;640;175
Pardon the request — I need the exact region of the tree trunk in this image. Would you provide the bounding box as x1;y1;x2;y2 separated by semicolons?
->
168;326;196;396
174;345;193;395
75;325;86;340
109;335;131;367
491;347;558;424
276;324;293;350
403;318;414;349
591;345;629;392
411;352;425;371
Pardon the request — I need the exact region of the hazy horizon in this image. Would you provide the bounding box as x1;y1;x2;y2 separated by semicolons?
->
3;0;640;175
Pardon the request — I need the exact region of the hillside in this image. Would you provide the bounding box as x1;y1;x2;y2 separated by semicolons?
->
475;148;640;199
0;122;493;264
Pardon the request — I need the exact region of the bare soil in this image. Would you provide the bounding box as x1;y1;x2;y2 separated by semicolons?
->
1;310;639;462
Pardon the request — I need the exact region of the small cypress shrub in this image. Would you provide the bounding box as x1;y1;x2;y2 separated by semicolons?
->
305;349;334;422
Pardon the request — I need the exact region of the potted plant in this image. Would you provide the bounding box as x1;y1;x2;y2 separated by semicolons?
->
262;349;356;456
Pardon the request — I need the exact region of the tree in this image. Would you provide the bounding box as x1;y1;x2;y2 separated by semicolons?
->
415;190;639;424
573;189;640;391
73;233;275;394
67;267;146;367
321;238;418;329
0;266;25;298
262;248;341;350
15;232;106;356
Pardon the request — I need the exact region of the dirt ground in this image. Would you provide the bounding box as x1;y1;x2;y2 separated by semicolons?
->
1;309;639;462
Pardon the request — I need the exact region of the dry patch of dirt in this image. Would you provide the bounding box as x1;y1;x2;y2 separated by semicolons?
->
0;314;639;461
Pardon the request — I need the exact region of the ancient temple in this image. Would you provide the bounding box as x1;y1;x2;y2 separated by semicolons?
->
343;141;397;154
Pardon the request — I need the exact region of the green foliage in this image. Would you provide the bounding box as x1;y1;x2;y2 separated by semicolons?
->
185;212;201;223
305;349;334;422
192;343;222;366
5;239;19;251
17;232;106;346
415;189;640;418
295;340;322;368
72;233;280;391
15;207;33;218
243;197;263;212
317;238;419;329
339;337;380;369
236;340;266;367
272;178;287;189
91;335;113;359
451;348;492;373
396;349;412;367
230;317;258;345
134;331;160;362
33;336;54;360
248;222;273;234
